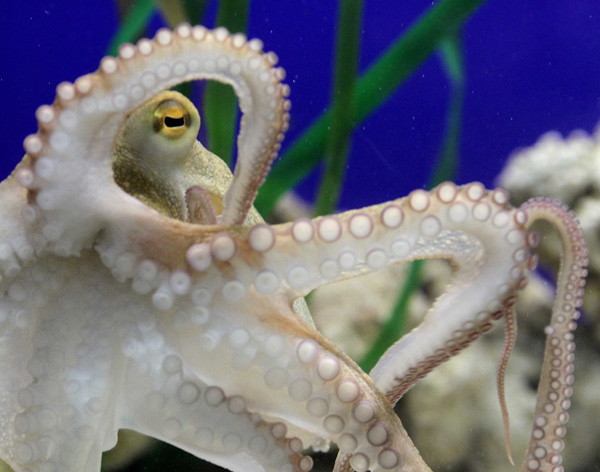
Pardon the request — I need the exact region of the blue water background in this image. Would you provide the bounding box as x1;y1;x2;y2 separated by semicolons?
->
1;0;599;211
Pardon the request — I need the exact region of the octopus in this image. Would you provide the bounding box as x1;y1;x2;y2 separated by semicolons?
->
0;24;588;472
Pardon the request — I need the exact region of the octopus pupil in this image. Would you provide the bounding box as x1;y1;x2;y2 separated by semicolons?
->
164;115;185;128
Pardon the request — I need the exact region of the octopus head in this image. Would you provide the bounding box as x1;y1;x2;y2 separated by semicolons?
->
112;90;241;225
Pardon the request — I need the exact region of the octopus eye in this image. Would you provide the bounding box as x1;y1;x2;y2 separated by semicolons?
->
153;99;191;139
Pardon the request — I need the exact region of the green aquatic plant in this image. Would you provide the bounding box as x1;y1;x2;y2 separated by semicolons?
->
313;0;363;218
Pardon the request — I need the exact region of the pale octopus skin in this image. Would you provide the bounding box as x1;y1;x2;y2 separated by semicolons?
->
0;25;588;472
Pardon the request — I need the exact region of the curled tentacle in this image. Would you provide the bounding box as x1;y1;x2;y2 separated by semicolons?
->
519;197;587;472
18;24;289;258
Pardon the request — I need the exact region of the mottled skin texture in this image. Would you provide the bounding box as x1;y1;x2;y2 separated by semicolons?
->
0;25;588;472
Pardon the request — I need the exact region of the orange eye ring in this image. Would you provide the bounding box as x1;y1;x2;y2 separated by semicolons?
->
153;99;191;139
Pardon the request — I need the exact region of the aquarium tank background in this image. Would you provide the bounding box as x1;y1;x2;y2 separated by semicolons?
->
0;0;599;471
2;0;600;209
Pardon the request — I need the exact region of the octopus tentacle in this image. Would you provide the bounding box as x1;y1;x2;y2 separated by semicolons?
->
176;295;431;472
127;252;433;472
0;254;133;470
0;250;315;472
498;306;517;466
519;197;587;472
365;187;533;403
17;24;288;259
186;185;219;224
229;182;532;400
121;357;312;472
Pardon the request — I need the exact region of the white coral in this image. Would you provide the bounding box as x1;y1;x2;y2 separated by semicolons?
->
498;126;600;206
